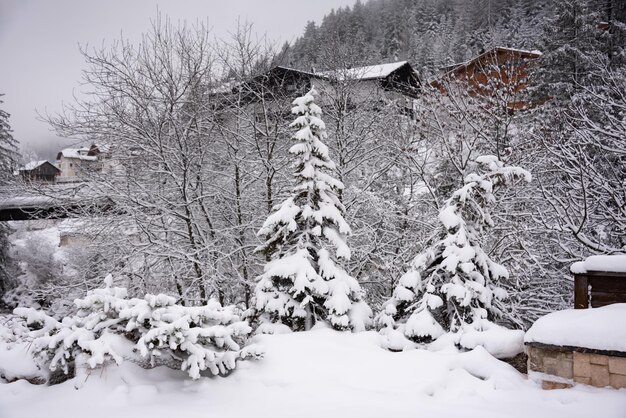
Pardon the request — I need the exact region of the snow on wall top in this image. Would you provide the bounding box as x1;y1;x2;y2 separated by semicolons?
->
524;304;626;352
570;255;626;274
317;61;409;81
18;160;49;171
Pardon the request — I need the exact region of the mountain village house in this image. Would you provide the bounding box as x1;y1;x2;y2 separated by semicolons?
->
17;160;61;182
430;47;542;110
218;60;422;112
56;147;99;180
55;144;111;182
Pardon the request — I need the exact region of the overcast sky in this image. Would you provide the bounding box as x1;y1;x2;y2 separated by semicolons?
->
0;0;357;161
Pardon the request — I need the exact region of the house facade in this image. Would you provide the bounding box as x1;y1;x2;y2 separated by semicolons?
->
56;147;101;181
18;160;61;182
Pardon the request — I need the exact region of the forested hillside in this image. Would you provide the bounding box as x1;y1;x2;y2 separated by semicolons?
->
283;0;625;77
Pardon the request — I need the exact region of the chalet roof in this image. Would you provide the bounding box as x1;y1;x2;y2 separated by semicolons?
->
19;160;49;171
57;147;98;161
210;79;242;95
315;61;412;81
245;66;319;86
275;66;318;78
88;143;111;155
211;61;421;101
443;47;542;76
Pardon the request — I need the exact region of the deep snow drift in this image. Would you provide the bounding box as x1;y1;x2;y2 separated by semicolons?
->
1;325;625;418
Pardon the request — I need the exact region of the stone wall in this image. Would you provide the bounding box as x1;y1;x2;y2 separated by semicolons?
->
572;352;626;388
527;344;626;390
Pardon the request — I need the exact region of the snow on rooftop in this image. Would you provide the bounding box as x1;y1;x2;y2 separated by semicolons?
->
317;61;408;81
525;304;626;352
492;47;542;57
91;143;111;153
570;255;626;274
18;160;48;171
210;79;242;95
58;148;98;161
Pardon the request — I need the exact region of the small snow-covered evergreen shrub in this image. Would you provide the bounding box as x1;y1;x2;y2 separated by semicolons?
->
255;88;372;333
377;156;531;351
135;297;262;378
15;275;262;381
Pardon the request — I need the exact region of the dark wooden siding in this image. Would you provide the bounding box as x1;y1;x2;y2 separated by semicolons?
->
574;271;626;309
381;64;421;98
19;161;60;182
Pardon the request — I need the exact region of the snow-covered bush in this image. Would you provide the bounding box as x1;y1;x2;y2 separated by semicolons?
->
255;88;372;333
377;156;531;352
14;275;262;381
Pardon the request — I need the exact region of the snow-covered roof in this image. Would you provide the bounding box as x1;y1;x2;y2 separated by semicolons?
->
525;304;626;352
211;67;319;95
57;148;98;161
571;255;626;274
316;61;410;81
18;160;49;171
496;47;542;57
210;79;242;95
275;66;318;78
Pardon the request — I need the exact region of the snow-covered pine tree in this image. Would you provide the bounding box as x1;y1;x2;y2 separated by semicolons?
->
0;95;19;184
255;88;371;333
534;0;607;105
377;156;531;344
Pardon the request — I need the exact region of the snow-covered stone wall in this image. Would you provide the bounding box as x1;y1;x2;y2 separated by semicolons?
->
525;304;626;390
527;345;626;390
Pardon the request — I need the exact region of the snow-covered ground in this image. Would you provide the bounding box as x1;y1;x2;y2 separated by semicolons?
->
1;325;625;418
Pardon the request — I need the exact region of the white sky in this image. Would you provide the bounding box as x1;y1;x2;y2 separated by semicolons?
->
0;0;357;159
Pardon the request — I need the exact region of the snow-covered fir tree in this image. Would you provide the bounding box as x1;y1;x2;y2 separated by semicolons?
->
0;96;19;183
533;0;606;104
255;88;371;333
377;156;531;344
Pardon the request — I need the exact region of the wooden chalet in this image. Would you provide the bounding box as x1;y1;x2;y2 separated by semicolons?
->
431;47;542;110
243;66;317;101
214;61;421;107
18;160;60;182
314;61;422;99
211;66;316;108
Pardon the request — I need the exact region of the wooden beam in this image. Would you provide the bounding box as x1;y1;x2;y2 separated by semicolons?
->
574;274;589;309
0;199;117;221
